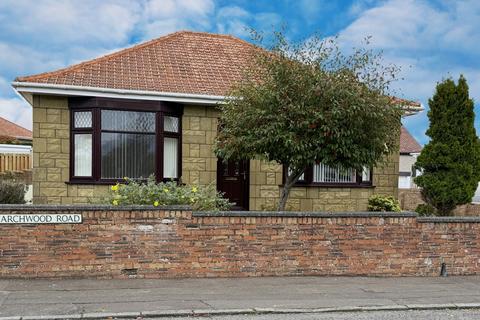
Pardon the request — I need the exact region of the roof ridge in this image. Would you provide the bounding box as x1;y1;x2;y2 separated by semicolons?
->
0;116;32;134
15;31;257;83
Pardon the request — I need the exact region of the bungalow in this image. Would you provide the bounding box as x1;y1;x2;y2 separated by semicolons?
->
12;31;421;210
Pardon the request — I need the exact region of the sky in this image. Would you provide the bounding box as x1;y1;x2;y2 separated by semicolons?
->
1;0;479;145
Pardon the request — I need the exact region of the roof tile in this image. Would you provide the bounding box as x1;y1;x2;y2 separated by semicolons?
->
400;126;422;154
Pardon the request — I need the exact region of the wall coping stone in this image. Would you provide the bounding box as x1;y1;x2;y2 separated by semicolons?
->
1;206;478;222
0;204;192;211
193;211;417;218
417;216;480;223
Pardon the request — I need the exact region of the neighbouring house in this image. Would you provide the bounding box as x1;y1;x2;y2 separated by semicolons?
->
0;116;33;174
12;31;421;210
398;126;422;189
0;116;32;145
0;116;33;202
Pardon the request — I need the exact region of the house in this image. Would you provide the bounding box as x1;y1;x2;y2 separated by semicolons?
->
398;126;422;189
0;116;33;173
12;31;421;210
0;116;32;145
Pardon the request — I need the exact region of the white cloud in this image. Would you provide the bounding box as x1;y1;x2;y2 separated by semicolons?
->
334;0;480;144
0;97;32;130
141;0;215;39
0;0;140;46
339;0;480;52
216;6;251;37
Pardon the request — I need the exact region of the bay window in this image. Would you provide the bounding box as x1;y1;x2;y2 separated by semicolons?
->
69;98;182;183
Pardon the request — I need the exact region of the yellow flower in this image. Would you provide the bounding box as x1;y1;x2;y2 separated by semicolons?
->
190;197;196;203
112;200;119;206
163;188;169;193
192;186;198;193
111;184;119;191
153;201;159;207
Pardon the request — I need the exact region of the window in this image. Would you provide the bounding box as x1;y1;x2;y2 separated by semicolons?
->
72;111;93;177
286;163;372;186
69;98;182;183
100;110;156;179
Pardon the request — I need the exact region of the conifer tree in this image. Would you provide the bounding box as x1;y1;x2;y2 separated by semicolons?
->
415;76;480;216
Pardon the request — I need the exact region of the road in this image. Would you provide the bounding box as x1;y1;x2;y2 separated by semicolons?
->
153;309;480;319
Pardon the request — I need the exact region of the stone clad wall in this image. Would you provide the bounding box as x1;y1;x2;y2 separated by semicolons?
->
1;205;480;279
181;105;219;186
32;95;109;204
249;152;399;211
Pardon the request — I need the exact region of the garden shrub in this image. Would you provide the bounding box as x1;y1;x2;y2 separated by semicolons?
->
415;203;436;216
367;195;401;212
105;176;231;211
0;180;26;204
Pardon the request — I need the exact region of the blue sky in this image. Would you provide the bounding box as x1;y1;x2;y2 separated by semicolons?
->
1;0;479;145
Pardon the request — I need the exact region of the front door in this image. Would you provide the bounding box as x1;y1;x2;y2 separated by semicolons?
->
217;159;249;210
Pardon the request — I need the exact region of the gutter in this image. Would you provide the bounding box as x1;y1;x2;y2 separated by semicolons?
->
11;82;228;106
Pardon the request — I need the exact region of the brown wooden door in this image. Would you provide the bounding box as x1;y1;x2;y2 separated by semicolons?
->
217;159;249;210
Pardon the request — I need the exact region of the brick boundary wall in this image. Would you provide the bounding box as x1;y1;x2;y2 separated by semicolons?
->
1;205;479;279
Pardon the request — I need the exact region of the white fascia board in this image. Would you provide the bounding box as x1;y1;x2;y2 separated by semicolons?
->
401;103;425;117
12;82;227;106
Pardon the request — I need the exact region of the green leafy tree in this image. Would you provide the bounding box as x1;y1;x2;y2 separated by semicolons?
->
215;31;403;210
415;76;480;216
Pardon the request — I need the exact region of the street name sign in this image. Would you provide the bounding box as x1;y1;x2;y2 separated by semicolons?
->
0;214;82;224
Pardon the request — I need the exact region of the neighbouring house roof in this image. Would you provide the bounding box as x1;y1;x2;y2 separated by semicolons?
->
0;117;32;141
400;126;422;154
13;31;422;110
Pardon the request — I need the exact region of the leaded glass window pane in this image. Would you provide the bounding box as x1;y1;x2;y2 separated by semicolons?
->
164;116;179;133
74;111;92;128
101;110;155;132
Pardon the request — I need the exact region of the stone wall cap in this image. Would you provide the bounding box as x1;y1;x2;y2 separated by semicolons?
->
417;216;480;223
0;204;192;211
193;211;417;218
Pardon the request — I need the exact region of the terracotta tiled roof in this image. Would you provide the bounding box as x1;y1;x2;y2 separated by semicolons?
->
15;31;422;109
15;31;257;96
0;117;32;140
400;126;422;154
391;97;421;108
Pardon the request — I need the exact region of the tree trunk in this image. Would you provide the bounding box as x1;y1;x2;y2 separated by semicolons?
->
277;169;304;211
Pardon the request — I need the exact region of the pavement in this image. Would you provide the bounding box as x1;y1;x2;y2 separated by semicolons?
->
0;276;479;319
